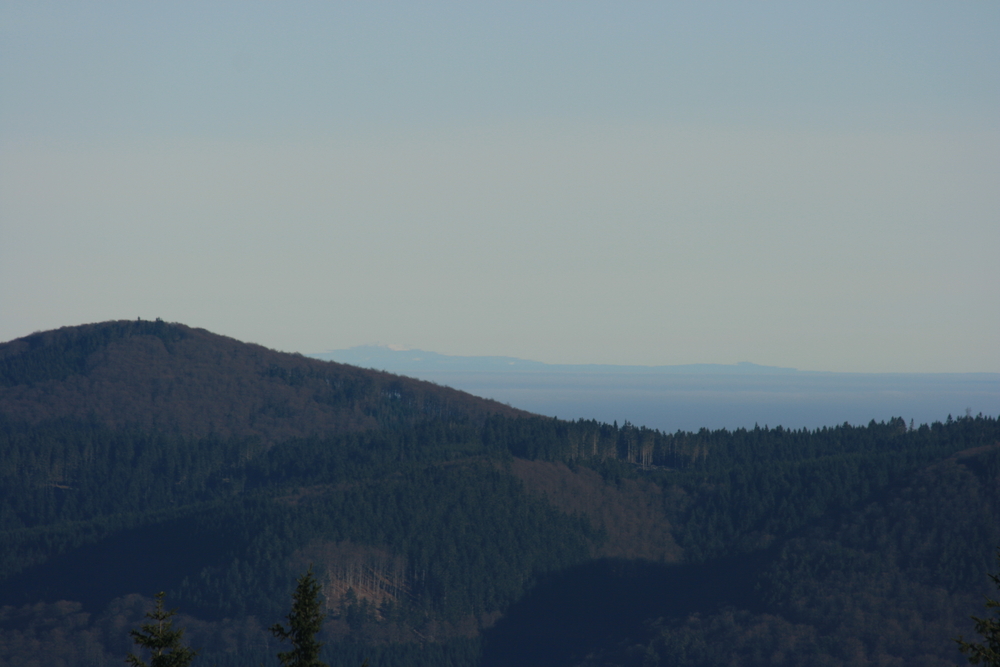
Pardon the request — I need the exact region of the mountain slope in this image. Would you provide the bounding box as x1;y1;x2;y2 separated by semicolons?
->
0;320;527;442
1;321;998;667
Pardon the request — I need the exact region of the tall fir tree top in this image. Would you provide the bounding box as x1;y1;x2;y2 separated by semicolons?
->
126;592;197;667
271;567;328;667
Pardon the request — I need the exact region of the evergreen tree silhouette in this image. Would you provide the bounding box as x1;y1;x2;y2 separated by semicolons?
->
126;592;197;667
271;567;328;667
957;549;1000;666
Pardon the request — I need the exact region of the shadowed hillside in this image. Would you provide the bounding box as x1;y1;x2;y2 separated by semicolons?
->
0;320;527;442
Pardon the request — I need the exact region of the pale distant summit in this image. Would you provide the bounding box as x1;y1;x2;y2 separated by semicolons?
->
313;345;549;373
312;346;800;376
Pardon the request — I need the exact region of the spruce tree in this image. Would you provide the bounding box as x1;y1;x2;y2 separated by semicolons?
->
271;567;328;667
957;549;1000;666
126;592;197;667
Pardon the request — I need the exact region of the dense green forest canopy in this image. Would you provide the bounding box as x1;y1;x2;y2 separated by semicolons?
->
1;321;997;666
0;320;526;441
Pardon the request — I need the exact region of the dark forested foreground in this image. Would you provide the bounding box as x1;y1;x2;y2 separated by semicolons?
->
1;321;998;666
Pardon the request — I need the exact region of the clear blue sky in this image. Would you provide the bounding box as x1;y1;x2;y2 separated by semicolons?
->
2;2;998;372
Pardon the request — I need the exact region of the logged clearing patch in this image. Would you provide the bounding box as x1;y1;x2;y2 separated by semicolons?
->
510;458;684;562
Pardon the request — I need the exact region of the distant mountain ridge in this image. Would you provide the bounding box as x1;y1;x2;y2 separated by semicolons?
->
313;345;1000;433
312;345;799;375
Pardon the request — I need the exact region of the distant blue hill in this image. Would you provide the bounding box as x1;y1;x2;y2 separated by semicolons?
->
311;345;800;376
311;346;1000;433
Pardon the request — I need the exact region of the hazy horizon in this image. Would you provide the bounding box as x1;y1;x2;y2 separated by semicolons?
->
317;342;1000;375
3;3;998;373
312;344;1000;433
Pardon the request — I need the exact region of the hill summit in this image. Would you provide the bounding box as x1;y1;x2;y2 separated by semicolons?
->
0;319;527;442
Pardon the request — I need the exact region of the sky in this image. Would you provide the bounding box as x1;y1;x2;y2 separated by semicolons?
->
2;2;998;373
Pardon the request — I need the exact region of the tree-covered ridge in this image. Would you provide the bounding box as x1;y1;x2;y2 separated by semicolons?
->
0;320;527;441
4;411;990;552
578;444;1000;667
1;322;999;666
0;416;599;618
3;413;997;665
0;319;187;387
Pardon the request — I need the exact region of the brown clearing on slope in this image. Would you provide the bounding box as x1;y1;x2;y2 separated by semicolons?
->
510;458;685;562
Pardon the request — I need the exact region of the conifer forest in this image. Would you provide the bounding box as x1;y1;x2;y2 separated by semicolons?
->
1;321;998;666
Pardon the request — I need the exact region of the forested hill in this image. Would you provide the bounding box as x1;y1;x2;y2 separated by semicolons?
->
0;320;527;442
1;321;999;667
